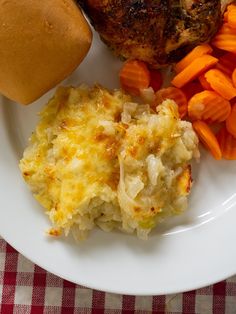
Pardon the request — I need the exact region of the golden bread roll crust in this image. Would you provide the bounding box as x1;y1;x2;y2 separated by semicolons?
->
0;0;92;104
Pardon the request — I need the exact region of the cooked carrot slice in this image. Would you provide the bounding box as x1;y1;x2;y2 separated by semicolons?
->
193;120;222;160
154;87;188;118
228;6;236;29
181;81;203;100
212;38;236;53
198;74;212;90
213;39;236;49
216;23;236;35
174;44;213;73
232;68;236;87
217;126;236;160
223;4;236;22
212;24;236;52
216;52;236;76
188;90;231;122
119;60;150;96
171;55;218;88
225;4;236;14
226;103;236;137
204;69;236;100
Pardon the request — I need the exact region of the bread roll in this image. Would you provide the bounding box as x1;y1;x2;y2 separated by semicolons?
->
0;0;92;104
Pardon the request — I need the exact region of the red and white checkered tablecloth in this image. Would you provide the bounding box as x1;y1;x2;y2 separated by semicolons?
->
0;237;236;314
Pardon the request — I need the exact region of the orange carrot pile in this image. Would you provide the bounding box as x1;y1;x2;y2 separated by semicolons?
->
171;2;236;160
118;3;236;160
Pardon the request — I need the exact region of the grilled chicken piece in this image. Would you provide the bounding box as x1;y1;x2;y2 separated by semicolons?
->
77;0;233;67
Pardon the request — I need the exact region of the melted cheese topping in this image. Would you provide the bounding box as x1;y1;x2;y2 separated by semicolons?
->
20;85;199;239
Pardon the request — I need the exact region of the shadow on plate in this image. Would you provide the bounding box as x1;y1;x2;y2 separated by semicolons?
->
2;98;24;159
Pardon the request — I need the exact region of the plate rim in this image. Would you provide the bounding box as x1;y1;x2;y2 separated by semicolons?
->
1;83;236;295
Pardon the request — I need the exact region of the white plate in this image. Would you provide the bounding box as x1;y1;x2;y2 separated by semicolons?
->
0;31;236;296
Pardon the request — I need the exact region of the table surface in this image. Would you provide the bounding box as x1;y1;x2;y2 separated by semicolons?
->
0;237;235;314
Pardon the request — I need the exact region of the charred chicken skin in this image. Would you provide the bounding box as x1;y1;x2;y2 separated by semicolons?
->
77;0;232;67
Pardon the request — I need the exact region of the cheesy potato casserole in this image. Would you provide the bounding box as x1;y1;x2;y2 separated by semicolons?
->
20;85;199;239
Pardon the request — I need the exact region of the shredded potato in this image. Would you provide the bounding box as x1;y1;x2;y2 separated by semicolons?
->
19;85;199;240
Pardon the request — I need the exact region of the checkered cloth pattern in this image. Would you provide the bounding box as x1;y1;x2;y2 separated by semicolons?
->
0;237;236;314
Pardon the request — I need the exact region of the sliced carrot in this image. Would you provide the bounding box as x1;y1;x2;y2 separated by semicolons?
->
212;23;236;38
223;4;236;23
149;69;163;92
212;37;236;53
154;87;188;118
198;74;212;90
217;23;236;35
204;69;236;100
119;60;150;96
225;4;236;15
226;103;236;137
212;24;236;52
217;126;236;160
193;120;222;160
188;90;231;122
228;5;236;29
232;68;236;87
181;81;203;100
174;44;213;73
216;52;236;77
171;55;218;88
